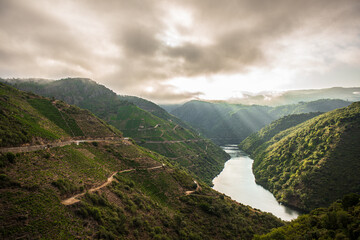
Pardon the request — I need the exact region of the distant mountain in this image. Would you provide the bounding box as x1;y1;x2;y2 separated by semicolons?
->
242;102;360;211
229;87;360;106
1;78;229;185
255;194;360;239
171;99;352;144
269;99;355;116
160;103;184;113
0;83;283;239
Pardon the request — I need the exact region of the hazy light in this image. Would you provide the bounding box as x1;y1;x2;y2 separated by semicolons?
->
167;67;297;100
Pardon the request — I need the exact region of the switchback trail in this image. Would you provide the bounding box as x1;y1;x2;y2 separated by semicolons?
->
61;165;164;206
185;180;201;195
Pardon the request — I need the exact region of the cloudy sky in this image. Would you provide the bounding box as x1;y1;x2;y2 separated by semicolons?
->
1;0;360;103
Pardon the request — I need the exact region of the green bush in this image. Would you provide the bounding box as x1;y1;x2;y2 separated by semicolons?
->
51;179;80;195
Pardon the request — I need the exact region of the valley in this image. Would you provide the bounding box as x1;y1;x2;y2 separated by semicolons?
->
0;83;283;239
1;80;359;239
2;1;360;238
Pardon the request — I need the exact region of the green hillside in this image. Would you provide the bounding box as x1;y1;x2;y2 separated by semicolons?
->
118;95;193;129
171;99;352;144
0;83;120;147
246;102;360;211
1;78;230;185
240;112;323;154
255;194;360;240
0;84;283;239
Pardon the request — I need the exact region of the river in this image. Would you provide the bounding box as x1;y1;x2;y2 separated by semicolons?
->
212;145;300;221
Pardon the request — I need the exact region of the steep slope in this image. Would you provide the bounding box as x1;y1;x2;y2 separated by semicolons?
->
0;84;283;239
255;194;360;240
247;103;360;211
1;79;229;185
119;95;200;134
240;112;323;154
0;82;120;148
171;99;352;144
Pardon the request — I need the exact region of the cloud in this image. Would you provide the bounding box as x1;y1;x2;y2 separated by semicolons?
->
0;0;360;103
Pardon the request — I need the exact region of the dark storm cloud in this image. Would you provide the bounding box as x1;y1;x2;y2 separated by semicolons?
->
0;0;359;102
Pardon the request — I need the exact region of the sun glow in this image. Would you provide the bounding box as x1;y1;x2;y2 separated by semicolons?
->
167;67;296;100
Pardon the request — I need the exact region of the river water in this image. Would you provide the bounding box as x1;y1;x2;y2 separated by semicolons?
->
212;145;300;221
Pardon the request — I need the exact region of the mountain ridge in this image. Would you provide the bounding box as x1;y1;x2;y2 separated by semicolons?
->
171;99;352;144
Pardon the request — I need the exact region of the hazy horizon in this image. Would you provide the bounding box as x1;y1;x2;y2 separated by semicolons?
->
1;0;360;103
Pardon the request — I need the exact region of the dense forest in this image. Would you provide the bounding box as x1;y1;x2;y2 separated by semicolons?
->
240;112;323;155
255;194;360;239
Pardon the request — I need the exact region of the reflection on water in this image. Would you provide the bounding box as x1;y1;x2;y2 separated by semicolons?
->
212;144;300;221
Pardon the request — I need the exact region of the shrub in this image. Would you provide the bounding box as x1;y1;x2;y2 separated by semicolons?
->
6;152;16;163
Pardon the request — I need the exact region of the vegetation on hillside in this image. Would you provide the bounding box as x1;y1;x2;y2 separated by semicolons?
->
118;95;196;132
240;112;323;154
0;83;120;148
2;79;229;184
0;85;283;239
0;142;283;239
243;102;360;211
143;139;229;185
255;194;360;240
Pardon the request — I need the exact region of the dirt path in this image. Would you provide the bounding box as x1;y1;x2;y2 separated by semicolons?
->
185;180;201;195
138;124;160;131
172;125;179;131
61;165;164;206
0;138;123;154
143;139;204;144
61;171;119;205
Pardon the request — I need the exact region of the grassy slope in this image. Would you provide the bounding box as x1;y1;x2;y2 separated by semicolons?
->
118;95;196;132
0;83;120;148
3;79;229;185
255;194;360;240
0;142;283;239
0;85;283;239
248;103;360;211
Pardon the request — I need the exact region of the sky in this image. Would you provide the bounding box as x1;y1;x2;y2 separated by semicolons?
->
0;0;360;103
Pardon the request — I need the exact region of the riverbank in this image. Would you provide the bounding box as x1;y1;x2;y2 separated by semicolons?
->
212;145;301;221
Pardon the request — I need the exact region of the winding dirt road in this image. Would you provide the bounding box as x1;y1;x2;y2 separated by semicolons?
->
61;165;164;206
